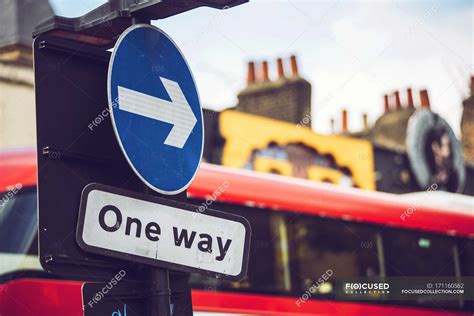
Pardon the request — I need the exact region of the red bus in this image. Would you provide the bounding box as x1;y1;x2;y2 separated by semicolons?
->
0;148;473;315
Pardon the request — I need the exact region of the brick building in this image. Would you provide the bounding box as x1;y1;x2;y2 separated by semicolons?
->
203;57;474;196
233;56;311;127
345;86;473;195
203;56;376;190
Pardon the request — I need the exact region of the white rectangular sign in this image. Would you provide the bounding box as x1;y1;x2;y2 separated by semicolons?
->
76;184;250;281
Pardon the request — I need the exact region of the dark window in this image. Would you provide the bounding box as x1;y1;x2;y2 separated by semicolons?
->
382;229;465;310
0;186;37;254
382;230;458;277
188;200;290;295
287;214;381;297
458;239;474;311
459;239;474;277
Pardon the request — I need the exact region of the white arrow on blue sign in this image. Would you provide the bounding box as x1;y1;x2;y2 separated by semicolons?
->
108;24;203;194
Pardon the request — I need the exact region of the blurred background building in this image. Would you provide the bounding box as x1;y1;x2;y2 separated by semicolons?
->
0;0;53;148
203;57;474;195
0;0;473;196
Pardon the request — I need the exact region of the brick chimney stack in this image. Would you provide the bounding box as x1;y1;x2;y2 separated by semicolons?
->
247;61;255;85
236;55;311;127
420;89;430;109
406;88;414;108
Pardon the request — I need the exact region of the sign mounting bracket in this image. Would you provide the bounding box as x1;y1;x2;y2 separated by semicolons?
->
33;0;248;48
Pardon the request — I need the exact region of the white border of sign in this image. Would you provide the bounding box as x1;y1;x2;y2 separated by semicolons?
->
107;24;204;195
76;183;251;281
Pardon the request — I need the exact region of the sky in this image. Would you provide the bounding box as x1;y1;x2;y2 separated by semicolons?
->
50;0;473;135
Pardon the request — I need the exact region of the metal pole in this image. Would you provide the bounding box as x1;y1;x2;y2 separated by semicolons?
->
147;267;171;316
143;181;172;316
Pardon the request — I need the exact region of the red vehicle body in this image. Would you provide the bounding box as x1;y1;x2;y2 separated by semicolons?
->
0;148;473;315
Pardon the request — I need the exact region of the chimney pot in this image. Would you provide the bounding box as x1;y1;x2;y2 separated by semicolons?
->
394;91;402;110
420;89;430;109
247;61;255;85
290;55;299;77
384;94;390;113
277;58;285;79
261;61;269;82
363;113;368;129
470;76;474;96
407;88;414;108
342;109;348;133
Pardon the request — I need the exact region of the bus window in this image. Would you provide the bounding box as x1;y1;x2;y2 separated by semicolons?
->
459;238;474;277
459;239;474;311
382;228;465;309
382;229;458;277
0;186;37;254
188;200;290;295
287;215;381;296
0;186;40;276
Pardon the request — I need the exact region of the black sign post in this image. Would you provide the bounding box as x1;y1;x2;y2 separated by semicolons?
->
33;1;249;315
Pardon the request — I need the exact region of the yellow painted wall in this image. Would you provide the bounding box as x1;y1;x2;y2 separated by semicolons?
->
220;110;375;190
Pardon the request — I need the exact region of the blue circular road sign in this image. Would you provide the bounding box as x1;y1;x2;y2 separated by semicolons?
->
108;24;203;194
